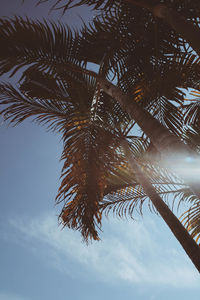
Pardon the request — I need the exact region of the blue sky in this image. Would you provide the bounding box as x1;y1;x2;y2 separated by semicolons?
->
0;1;200;300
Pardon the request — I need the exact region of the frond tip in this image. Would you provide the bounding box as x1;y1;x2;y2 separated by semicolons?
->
180;199;200;245
56;124;120;242
60;199;102;242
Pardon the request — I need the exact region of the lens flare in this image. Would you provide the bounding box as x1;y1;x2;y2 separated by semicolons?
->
161;155;200;183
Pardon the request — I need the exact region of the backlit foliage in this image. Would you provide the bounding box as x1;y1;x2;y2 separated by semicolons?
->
1;0;200;241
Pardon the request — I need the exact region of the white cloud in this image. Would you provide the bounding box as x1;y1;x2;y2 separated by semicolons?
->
8;213;200;288
0;292;29;300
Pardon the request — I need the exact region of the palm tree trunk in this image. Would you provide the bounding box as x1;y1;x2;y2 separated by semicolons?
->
122;140;200;273
98;77;200;198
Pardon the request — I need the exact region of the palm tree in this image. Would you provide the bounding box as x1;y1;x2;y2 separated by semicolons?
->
0;13;199;198
42;1;200;200
135;0;200;56
37;0;200;57
0;17;136;241
78;9;200;199
121;139;200;271
0;17;200;271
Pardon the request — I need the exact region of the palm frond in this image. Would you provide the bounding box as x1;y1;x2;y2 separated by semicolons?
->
58;124;122;241
0;83;73;130
0;17;83;79
183;89;200;128
36;0;120;11
148;96;184;137
180;197;200;244
35;0;200;19
100;138;190;219
119;53;200;106
78;4;185;82
20;68;98;111
117;52;200;137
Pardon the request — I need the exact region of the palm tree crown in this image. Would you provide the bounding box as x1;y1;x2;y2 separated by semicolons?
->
0;4;200;245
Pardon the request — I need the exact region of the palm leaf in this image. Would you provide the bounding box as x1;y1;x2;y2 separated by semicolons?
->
0;83;73;129
101;140;194;219
0;17;83;79
35;0;200;19
78;5;185;80
182;126;200;152
36;0;119;11
119;53;200;106
58;124;123;241
183;89;200;127
180;197;200;244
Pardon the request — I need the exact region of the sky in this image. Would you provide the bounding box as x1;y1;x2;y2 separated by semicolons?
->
0;1;200;300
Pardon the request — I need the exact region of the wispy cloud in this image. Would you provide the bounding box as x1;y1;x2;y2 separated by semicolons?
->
0;292;29;300
8;213;200;288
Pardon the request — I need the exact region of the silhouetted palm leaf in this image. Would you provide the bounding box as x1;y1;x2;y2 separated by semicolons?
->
78;5;184;79
59;124;124;240
0;83;70;129
0;17;83;79
35;0;200;19
183;90;200;127
101;139;191;219
180;195;200;244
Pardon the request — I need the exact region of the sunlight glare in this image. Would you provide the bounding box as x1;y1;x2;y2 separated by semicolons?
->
162;154;200;182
